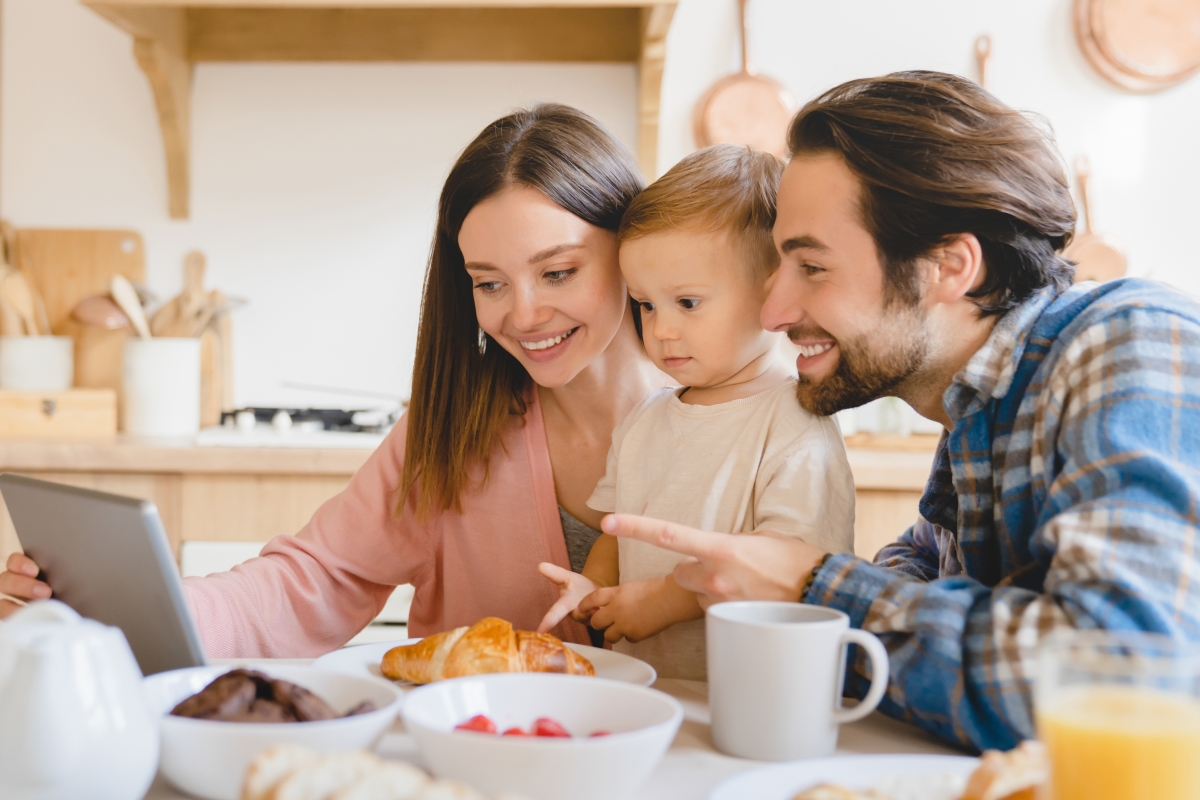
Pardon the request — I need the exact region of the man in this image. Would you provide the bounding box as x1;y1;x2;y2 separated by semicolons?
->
602;71;1200;751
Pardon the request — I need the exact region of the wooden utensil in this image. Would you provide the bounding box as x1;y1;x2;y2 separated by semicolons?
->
1066;156;1127;284
3;270;42;335
694;0;796;158
152;250;212;337
975;35;992;89
71;295;132;330
1075;0;1200;92
110;275;153;339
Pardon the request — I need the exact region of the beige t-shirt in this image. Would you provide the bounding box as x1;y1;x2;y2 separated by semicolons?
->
587;377;856;680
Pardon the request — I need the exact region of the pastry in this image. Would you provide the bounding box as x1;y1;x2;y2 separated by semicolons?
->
242;744;319;800
330;763;430;800
272;752;382;800
241;747;526;800
960;740;1047;800
380;617;595;684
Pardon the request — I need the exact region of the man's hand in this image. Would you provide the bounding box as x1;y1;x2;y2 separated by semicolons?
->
578;576;704;644
536;562;600;633
600;514;828;609
0;553;51;618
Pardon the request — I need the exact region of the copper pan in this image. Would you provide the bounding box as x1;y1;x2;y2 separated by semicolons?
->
1074;0;1200;92
1065;157;1128;283
694;0;796;158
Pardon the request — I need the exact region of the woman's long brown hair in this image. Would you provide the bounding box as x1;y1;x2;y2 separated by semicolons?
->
400;104;645;518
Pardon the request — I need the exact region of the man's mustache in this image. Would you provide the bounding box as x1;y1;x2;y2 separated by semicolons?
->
786;326;836;344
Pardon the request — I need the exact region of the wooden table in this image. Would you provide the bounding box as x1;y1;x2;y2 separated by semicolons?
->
144;668;963;800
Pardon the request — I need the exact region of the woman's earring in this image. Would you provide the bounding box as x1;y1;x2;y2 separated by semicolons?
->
477;327;487;356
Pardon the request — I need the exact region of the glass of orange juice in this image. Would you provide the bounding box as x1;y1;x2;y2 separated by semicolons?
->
1035;630;1200;800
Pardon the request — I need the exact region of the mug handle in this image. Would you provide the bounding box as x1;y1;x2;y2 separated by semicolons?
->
832;628;890;725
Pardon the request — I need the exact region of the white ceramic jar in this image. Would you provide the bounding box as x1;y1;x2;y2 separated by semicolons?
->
123;337;201;436
0;335;74;391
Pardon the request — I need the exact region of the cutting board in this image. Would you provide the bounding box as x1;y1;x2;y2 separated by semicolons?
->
13;230;145;412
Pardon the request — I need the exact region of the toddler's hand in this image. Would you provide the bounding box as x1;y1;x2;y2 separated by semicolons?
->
577;580;668;645
536;563;600;634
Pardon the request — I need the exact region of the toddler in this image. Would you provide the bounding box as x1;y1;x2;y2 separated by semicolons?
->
538;145;855;680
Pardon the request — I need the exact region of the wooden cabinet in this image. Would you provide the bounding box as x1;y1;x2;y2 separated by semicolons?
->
0;437;934;576
0;439;369;565
81;0;679;218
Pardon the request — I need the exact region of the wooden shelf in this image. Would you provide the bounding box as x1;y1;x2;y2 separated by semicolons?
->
82;0;678;218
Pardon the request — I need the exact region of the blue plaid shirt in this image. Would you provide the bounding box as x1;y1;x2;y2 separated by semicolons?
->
807;278;1200;752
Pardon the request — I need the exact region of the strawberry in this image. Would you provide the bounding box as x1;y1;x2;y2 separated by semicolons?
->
532;717;571;738
454;714;497;734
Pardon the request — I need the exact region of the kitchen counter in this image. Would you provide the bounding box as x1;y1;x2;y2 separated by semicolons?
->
0;435;936;567
0;435;375;474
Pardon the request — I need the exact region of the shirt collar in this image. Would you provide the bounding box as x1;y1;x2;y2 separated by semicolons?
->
943;285;1060;421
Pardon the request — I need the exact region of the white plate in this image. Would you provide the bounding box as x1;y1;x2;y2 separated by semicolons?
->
709;754;979;800
313;638;657;687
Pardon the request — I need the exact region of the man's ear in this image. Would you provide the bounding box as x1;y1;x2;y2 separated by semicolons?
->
926;233;984;305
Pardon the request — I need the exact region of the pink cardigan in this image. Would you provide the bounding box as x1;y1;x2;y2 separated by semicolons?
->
183;390;589;657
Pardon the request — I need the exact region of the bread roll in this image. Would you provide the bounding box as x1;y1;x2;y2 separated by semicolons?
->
242;745;319;800
330;762;429;800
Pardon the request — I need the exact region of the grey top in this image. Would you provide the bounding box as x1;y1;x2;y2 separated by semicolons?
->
559;505;602;574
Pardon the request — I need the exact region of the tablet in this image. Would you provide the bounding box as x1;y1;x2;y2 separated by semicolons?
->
0;473;207;675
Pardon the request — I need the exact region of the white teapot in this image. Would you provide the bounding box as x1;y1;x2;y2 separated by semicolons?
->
0;600;159;800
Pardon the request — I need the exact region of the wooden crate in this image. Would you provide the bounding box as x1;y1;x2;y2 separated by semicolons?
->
0;389;117;438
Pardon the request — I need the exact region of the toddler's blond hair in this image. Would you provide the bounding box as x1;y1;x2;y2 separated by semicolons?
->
619;144;784;277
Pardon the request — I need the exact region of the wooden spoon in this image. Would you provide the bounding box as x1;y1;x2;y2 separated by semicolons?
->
152;250;209;337
3;270;41;335
1066;156;1127;283
110;275;153;339
975;35;992;90
72;295;132;330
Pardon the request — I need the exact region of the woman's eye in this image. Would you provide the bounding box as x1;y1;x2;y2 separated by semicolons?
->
546;268;577;284
639;301;655;313
678;298;700;310
474;282;502;294
802;264;825;277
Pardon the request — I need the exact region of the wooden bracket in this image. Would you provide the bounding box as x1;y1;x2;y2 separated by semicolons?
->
638;3;676;179
86;4;192;219
82;1;678;218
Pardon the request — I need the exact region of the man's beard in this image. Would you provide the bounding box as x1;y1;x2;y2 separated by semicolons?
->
791;309;929;417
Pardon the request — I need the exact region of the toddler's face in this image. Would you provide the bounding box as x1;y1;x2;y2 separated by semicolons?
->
620;229;781;389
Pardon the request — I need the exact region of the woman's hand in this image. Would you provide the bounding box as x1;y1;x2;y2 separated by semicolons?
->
600;514;827;609
0;553;51;618
536;562;600;633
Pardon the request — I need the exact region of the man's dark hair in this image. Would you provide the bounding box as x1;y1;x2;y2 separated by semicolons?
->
788;71;1077;315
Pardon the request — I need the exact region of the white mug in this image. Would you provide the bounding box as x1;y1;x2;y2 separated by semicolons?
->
706;602;889;761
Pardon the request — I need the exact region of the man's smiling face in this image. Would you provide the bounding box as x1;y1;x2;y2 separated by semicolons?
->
763;152;930;416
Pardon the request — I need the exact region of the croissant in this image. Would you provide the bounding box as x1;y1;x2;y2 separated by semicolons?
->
380;617;595;684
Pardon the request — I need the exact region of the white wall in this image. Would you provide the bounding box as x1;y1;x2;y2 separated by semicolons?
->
3;0;1198;408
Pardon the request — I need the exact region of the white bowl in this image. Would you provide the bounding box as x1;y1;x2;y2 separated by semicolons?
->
402;673;683;800
143;664;404;800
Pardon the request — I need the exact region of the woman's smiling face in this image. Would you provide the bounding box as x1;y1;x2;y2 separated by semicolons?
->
459;185;630;389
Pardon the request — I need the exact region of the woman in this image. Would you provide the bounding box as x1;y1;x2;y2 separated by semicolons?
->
0;104;666;656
